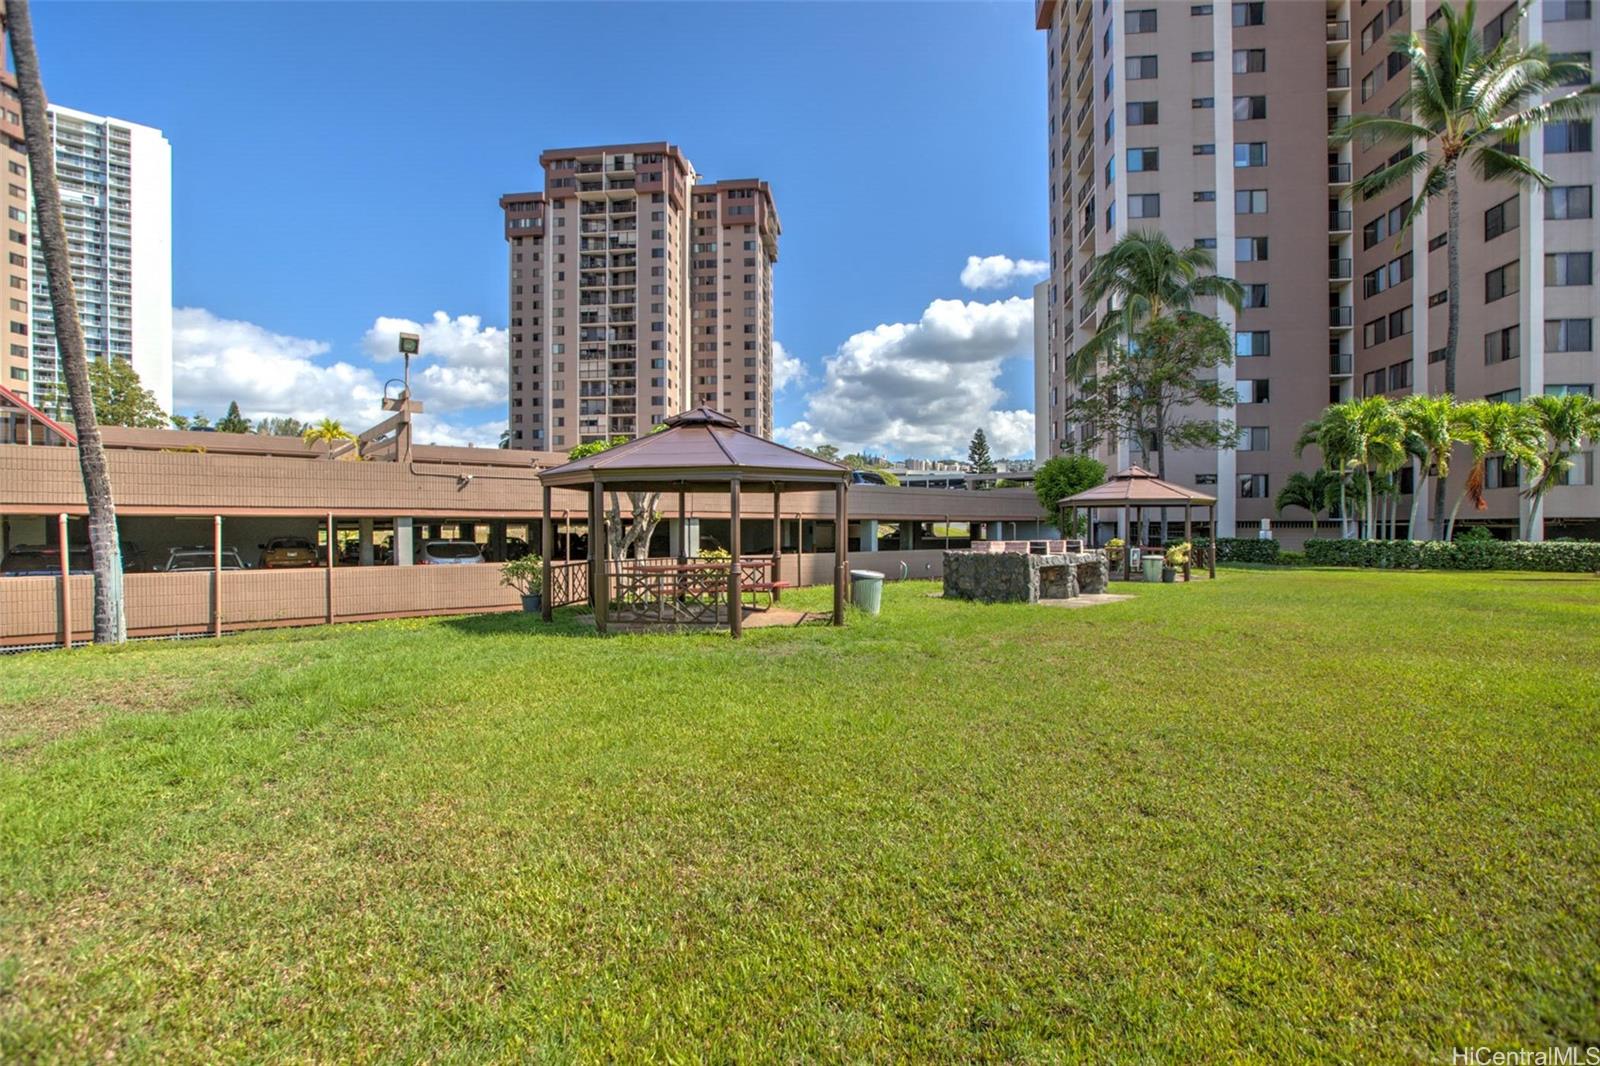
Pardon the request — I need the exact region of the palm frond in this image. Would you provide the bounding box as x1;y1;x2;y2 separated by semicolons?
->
1468;144;1551;187
1349;148;1435;205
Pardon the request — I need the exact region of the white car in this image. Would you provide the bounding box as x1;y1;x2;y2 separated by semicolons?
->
416;540;484;565
160;546;249;572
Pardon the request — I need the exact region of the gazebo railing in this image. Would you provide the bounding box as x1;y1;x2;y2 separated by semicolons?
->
547;559;590;608
607;559;730;626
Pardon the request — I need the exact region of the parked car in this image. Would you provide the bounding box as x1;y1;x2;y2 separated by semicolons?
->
0;544;93;576
159;546;249;572
849;469;890;486
416;540;484;565
258;536;318;569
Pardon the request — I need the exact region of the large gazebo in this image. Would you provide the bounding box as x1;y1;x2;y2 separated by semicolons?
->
1060;466;1217;580
535;407;853;636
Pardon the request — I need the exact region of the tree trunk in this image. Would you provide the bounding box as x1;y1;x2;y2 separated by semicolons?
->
1338;477;1349;539
1364;472;1375;541
1433;163;1461;540
8;0;125;643
629;491;662;560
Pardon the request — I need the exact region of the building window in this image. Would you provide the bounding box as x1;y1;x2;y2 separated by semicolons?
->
1546;121;1593;153
1237;427;1269;451
1128;147;1159;172
1235;236;1268;261
1546;318;1594;352
1388;360;1412;391
1235;331;1270;357
1546;384;1595;397
1128;193;1161;219
1237;379;1270;403
1546;185;1594;219
1232;1;1265;26
1546;251;1593;286
1232;49;1267;74
1546;0;1592;19
1127;8;1158;32
1127;101;1159;125
1232;96;1267;120
1128;55;1159;79
1193;96;1215;108
1192;50;1215;62
1194;143;1217;155
1195;190;1218;202
1234;142;1268;167
1238;474;1269;498
1361;69;1384;102
1484;195;1520;239
1484;455;1520;490
1239;284;1268;308
1485;261;1520;302
1364;317;1389;349
1361;14;1384;51
1484;324;1521;364
1235;189;1267;214
1389;305;1413;338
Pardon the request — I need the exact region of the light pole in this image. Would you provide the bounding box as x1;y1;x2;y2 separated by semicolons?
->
398;331;419;396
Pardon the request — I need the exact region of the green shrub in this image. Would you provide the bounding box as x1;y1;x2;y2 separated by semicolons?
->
1302;538;1600;572
1194;538;1281;564
1276;550;1308;567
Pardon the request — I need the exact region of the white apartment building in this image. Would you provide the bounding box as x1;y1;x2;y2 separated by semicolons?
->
29;105;172;414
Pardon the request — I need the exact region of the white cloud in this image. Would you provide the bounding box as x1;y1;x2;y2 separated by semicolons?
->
172;307;384;425
362;311;508;370
775;297;1037;459
960;254;1049;291
772;340;805;392
172;306;507;448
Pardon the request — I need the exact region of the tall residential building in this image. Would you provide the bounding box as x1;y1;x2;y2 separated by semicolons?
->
1036;0;1598;542
1;73;31;398
501;141;779;452
28;105;173;414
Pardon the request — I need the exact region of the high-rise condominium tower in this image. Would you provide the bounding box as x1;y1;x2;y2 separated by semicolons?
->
27;105;173;414
1036;0;1598;542
501;142;779;452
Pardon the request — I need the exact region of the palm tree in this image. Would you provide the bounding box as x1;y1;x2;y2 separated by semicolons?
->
1274;470;1339;536
1295;403;1366;539
1068;230;1244;380
7;1;125;643
1336;1;1597;533
1396;393;1470;539
1444;399;1541;540
303;418;357;457
1522;393;1600;535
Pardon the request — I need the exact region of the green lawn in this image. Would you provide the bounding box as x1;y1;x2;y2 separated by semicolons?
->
2;570;1598;1061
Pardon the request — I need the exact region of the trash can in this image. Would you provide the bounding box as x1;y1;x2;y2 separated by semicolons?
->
850;569;884;615
1142;556;1164;582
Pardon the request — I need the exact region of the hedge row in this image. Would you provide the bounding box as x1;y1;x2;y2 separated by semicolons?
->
1302;538;1600;572
1194;537;1281;564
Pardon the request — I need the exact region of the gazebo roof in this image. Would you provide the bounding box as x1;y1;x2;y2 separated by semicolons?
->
537;407;850;490
1060;465;1217;507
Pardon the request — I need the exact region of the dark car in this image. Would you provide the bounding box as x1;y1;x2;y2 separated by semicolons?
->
0;544;92;576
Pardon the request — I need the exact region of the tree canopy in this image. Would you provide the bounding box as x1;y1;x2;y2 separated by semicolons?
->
967;429;995;473
63;358;169;428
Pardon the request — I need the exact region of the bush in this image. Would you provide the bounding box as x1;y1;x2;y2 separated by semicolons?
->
1194;537;1281;564
1276;550;1308;567
1302;538;1600;573
499;554;544;595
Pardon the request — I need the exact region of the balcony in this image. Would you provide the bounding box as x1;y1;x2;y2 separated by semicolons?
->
1327;67;1350;89
1329;162;1351;184
1329;209;1352;231
1326;20;1349;42
1330;353;1353;375
1329;257;1352;279
1329;306;1353;328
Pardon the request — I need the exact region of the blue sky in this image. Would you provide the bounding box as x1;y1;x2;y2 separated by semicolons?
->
34;1;1047;457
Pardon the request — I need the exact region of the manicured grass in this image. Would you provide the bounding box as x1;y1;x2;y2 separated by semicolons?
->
2;570;1598;1061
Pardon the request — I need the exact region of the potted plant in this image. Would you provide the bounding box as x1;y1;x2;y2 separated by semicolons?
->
1105;537;1125;566
500;554;545;613
1163;542;1191;583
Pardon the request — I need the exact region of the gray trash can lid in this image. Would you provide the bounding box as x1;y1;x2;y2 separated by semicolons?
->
849;569;884;580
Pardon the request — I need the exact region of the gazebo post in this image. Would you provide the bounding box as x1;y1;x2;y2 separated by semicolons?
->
833;481;848;625
541;483;554;622
592;479;608;635
1209;504;1217;579
1184;502;1193;582
771;484;782;602
676;488;687;564
1122;504;1131;581
729;477;743;638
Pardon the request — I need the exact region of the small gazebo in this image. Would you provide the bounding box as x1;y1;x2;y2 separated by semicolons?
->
1059;466;1217;580
535;407;852;637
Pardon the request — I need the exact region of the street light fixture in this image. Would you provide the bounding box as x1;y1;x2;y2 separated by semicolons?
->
398;332;420;395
